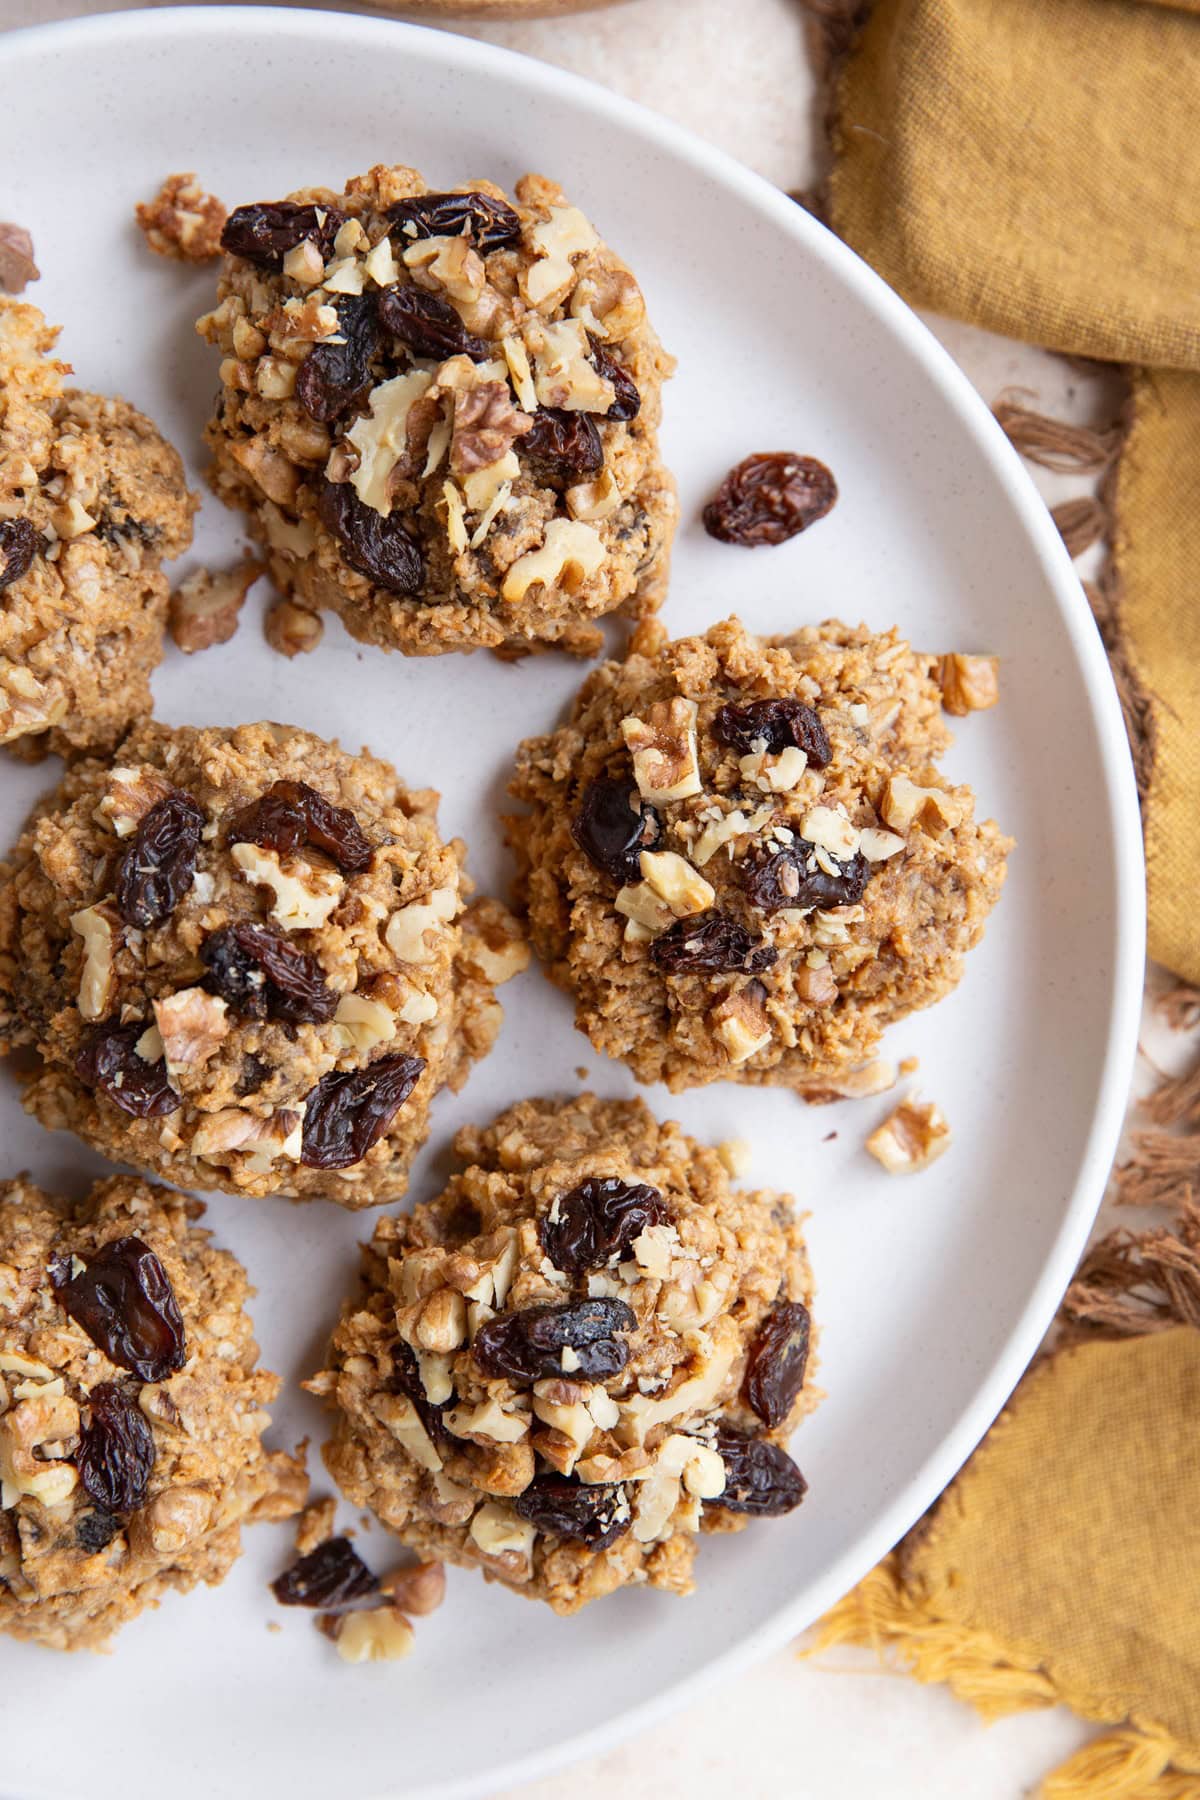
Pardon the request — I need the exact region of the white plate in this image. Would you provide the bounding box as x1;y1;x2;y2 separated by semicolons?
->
0;9;1143;1798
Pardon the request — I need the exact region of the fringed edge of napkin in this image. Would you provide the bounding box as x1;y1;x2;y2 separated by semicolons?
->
808;1181;1200;1799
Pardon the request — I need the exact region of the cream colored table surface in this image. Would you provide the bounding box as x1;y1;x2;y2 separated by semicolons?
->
0;1;1140;1793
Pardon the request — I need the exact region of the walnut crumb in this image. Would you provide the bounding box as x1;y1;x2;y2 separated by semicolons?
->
938;653;1000;717
379;1560;445;1617
265;598;324;659
0;223;39;295
865;1095;951;1174
135;173;227;262
168;561;263;654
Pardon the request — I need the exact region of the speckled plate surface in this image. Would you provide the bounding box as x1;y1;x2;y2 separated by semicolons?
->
0;10;1143;1798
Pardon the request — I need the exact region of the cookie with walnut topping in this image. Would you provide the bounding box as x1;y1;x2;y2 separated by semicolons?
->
311;1093;816;1615
0;720;526;1208
0;299;195;756
507;614;1011;1093
196;163;676;659
0;1172;306;1651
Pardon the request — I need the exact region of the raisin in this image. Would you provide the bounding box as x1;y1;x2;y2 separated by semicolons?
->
220;201;346;269
703;452;838;547
226;778;374;874
75;1021;180;1119
114;789;205;928
295;294;381;422
712;699;831;767
709;1426;807;1516
520;408;605;484
540;1177;667;1276
201;921;337;1024
76;1381;156;1514
514;1475;630;1551
571;777;661;884
376;285;490;362
651;913;778;976
473;1298;636;1384
75;1508;121;1554
745;1301;811;1429
745;845;870;914
318;478;424;596
587;335;641;421
386;191;522;254
0;517;38;591
300;1053;426;1169
54;1236;187;1382
235;1054;270;1097
271;1536;379;1610
391;1339;453;1447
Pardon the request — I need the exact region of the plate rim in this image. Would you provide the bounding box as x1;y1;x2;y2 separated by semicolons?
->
0;8;1147;1797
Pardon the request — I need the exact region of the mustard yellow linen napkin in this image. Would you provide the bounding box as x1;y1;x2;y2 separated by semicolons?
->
811;0;1200;979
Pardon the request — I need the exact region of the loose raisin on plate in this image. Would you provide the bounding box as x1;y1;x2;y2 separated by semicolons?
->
651;913;778;976
571;777;661;884
76;1381;156;1515
520;408;604;485
0;517;38;591
703;452;838;547
296;294;381;423
201;921;337;1025
75;1508;121;1555
712;698;831;767
514;1475;630;1551
473;1298;636;1384
709;1425;807;1516
75;1021;180;1119
587;335;640;422
54;1235;187;1382
272;1536;380;1610
226;778;374;875
376;285;490;362
220;201;345;269
386;191;521;254
299;1053;426;1170
114;788;205;928
745;1300;811;1429
744;845;870;914
540;1176;667;1276
318;478;424;596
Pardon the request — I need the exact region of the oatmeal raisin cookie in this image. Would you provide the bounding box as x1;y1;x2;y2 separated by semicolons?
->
0;299;194;756
313;1094;815;1614
0;720;526;1207
0;1172;305;1651
197;164;676;659
507;615;1011;1092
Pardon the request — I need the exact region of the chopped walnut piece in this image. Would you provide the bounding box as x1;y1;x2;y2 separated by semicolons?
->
795;1059;897;1104
327;1606;415;1665
380;1560;446;1617
938;653;1000;717
500;518;606;604
710;987;773;1064
169;561;263;654
795;962;837;1005
879;773;967;837
135;173;227;262
70;904;117;1021
0;223;39;294
264;597;324;658
152;986;230;1073
459;898;530;985
93;765;175;838
450;382;532;477
621;698;702;803
638;849;715;916
865;1095;952;1174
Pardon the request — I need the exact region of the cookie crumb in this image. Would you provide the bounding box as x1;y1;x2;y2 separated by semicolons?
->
0;223;39;294
898;1055;920;1076
938;653;1000;717
294;1497;338;1557
865;1094;951;1174
574;1066;589;1081
136;173;227;262
168;560;262;654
